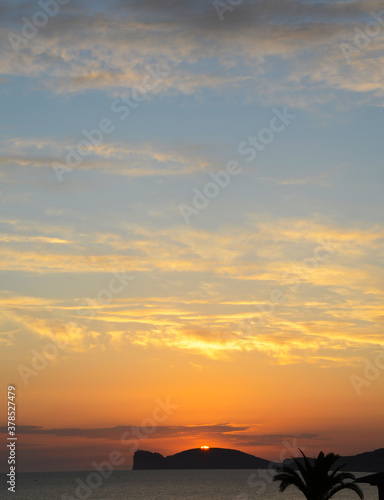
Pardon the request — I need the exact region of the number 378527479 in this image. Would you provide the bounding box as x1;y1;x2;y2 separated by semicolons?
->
8;386;16;433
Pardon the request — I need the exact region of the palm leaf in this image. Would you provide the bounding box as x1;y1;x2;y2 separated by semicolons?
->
326;482;364;500
274;450;364;500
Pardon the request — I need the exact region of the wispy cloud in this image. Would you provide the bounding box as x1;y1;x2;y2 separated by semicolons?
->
0;423;322;449
261;173;331;187
2;1;384;107
0;138;212;179
1;214;383;363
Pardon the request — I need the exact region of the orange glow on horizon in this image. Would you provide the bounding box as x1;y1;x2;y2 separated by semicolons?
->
201;446;210;450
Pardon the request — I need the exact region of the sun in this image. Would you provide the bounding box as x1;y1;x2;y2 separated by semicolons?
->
200;446;210;450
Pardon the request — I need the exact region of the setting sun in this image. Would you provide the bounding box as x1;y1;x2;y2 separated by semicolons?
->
201;446;210;450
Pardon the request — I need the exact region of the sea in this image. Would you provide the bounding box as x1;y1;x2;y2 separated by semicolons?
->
0;470;378;500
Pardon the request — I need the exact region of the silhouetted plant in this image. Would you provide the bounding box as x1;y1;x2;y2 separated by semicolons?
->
273;449;364;500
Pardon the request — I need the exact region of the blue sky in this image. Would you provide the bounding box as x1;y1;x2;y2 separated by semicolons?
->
0;0;384;471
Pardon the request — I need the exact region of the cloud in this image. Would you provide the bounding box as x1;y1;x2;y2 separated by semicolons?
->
0;138;212;179
0;423;250;440
225;432;323;447
1;216;383;363
261;173;331;187
1;1;384;107
0;423;322;450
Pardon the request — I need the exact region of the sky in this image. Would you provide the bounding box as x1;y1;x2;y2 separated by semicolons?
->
0;0;383;473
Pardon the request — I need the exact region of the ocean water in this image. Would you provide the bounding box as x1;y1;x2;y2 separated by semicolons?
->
0;470;378;500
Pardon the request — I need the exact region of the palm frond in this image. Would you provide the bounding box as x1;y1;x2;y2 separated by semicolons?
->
274;449;364;500
326;482;364;500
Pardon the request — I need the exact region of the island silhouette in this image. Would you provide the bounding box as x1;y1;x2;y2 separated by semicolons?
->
133;447;384;471
133;447;272;470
